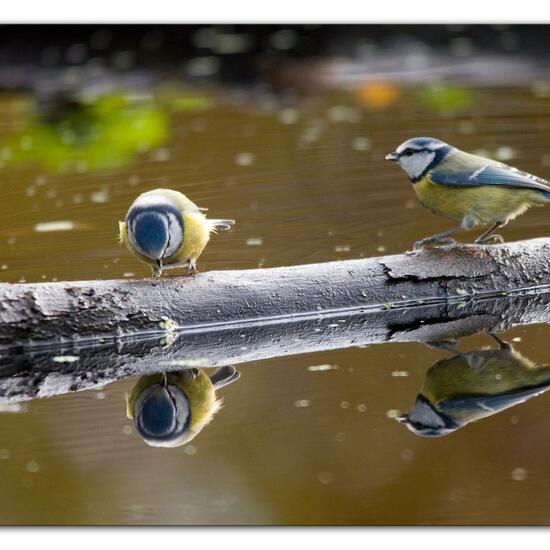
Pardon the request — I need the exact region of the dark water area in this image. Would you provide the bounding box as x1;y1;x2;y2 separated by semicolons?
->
2;25;550;525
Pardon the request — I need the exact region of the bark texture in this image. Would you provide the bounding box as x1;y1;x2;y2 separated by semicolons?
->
0;238;549;402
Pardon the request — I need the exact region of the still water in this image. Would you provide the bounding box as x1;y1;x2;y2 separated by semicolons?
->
1;82;550;524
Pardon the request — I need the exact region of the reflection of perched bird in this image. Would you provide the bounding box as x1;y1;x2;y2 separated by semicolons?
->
386;137;550;250
398;335;550;437
126;366;240;447
119;189;234;277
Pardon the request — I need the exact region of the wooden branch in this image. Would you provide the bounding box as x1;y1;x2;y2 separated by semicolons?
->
1;238;550;402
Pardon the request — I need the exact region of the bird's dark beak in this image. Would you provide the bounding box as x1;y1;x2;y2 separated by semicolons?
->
385;151;398;161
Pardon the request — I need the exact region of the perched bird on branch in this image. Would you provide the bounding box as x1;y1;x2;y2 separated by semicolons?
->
397;334;550;437
119;188;235;277
386;137;550;250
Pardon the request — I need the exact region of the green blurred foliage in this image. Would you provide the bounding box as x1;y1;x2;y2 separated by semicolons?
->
417;84;475;114
1;92;212;174
3;94;168;172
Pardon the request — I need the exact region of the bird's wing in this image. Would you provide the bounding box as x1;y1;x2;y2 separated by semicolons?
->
429;151;550;194
439;383;550;415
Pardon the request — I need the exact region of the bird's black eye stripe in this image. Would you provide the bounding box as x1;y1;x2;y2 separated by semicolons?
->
402;148;417;157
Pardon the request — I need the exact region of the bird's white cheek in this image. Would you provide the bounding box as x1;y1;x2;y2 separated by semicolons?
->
400;152;435;179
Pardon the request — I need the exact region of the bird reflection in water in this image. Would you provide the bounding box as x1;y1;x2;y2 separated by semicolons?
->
126;366;239;447
397;334;550;437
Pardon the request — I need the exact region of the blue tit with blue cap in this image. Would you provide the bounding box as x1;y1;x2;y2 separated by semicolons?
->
386;137;550;250
397;334;550;437
119;188;235;277
126;366;240;448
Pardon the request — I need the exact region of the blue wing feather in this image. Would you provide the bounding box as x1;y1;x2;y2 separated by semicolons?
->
430;160;550;194
439;383;550;415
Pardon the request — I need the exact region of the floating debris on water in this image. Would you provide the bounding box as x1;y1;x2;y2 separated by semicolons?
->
352;136;371;151
34;221;75;232
386;409;401;419
294;399;311;408
279;108;299;125
0;403;27;413
184;445;197;456
401;449;414;461
307;364;337;372
334;244;351;252
26;461;40;473
122;425;133;435
511;467;528;481
335;432;346;442
90;190;109;203
391;371;409;377
318;471;333;485
340;401;350;409
495;146;516;161
235;152;255;166
356;404;367;412
246;237;263;246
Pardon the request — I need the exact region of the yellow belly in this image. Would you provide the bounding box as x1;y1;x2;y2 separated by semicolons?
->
413;176;544;224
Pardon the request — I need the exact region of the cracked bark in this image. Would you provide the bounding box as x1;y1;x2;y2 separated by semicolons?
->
1;238;550;402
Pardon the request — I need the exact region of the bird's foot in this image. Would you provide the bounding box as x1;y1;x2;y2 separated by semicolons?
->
413;236;458;251
186;260;197;275
475;234;504;245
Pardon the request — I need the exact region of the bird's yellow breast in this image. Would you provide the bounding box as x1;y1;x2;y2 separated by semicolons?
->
413;175;543;224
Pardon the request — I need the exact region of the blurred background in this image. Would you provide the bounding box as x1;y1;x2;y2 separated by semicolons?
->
1;25;550;525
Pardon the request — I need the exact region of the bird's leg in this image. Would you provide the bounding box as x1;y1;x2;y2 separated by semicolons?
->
151;260;163;278
487;332;512;350
186;259;197;275
475;222;505;245
413;226;462;251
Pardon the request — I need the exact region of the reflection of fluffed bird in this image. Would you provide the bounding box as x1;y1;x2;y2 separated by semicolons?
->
386;137;550;249
119;189;235;277
126;366;240;447
398;335;550;437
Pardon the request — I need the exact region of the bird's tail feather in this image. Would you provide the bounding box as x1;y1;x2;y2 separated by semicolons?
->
208;219;235;231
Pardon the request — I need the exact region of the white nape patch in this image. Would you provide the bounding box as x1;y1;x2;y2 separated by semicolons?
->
399;151;435;180
132;193;174;209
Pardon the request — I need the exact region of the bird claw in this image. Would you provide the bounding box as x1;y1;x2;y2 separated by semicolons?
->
413;237;458;251
186;260;197;275
476;234;504;245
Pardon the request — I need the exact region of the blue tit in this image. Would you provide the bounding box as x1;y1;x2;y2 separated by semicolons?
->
126;366;240;447
385;137;550;250
397;334;550;437
119;188;235;277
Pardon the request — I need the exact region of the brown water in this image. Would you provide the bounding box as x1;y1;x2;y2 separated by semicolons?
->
2;83;550;525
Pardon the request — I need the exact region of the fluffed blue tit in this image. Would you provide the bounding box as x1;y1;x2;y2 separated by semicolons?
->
397;334;550;437
385;137;550;250
126;366;240;448
119;188;235;277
